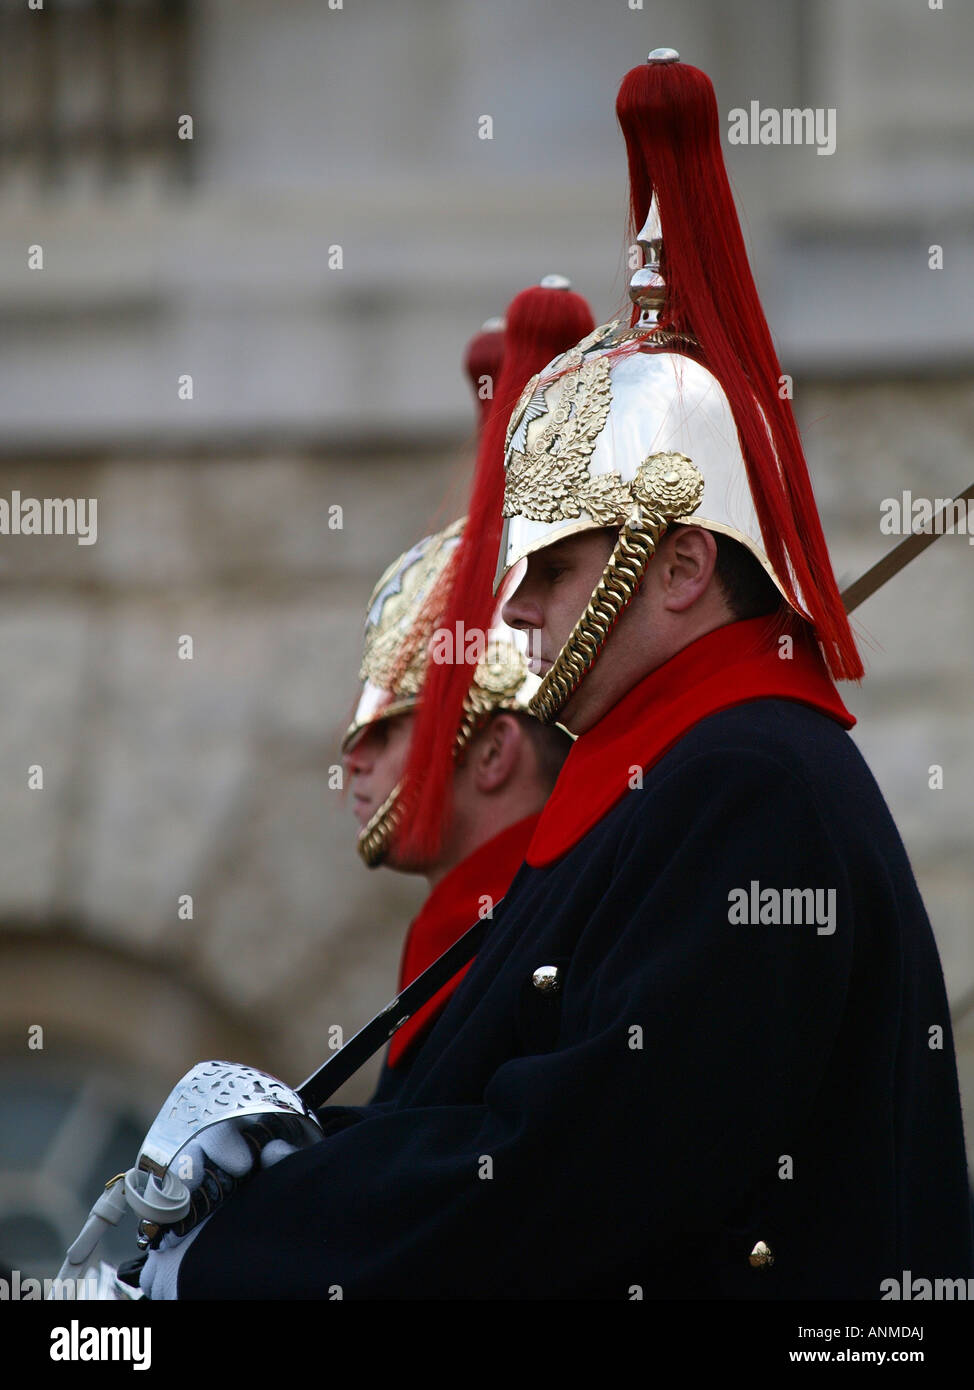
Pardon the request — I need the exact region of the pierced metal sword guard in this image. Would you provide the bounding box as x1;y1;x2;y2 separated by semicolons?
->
137;1058;324;1179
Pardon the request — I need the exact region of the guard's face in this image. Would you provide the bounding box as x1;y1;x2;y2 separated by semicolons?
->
500;529;618;678
343;712;415;836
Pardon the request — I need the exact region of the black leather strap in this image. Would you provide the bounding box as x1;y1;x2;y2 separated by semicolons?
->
296;915;489;1111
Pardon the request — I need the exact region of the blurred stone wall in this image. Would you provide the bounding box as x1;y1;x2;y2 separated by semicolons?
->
799;378;974;1160
0;446;471;1097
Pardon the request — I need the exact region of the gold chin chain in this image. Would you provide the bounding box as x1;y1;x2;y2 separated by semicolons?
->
356;780;405;868
528;514;669;725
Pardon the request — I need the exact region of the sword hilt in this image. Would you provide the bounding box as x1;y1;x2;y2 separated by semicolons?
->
144;1114;310;1248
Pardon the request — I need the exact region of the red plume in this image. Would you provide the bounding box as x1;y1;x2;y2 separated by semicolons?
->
463;319;506;434
398;282;597;861
616;59;862;681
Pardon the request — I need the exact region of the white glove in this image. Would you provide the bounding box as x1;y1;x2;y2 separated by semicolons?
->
139;1133;307;1300
139;1219;209;1301
172;1116;258;1192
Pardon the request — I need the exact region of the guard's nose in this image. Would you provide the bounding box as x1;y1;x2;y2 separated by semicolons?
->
501;579;543;633
343;732;374;776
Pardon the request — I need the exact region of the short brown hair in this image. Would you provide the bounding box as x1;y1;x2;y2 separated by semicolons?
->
511;711;572;791
670;524;784;621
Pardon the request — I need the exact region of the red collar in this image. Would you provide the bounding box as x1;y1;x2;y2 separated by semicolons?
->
527;617;855;868
388;813;539;1067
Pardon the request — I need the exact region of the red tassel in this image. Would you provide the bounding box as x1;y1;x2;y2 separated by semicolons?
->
463;320;506;434
398;283;596;862
616;60;862;681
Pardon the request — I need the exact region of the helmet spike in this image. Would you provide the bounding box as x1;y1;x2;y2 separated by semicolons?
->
629;193;666;322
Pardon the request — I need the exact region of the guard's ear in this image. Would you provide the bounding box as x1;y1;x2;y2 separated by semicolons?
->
657;525;718;612
469;713;523;794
